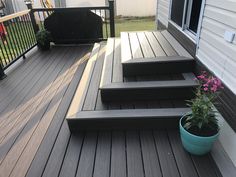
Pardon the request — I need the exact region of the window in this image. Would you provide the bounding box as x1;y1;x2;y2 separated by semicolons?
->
170;0;203;35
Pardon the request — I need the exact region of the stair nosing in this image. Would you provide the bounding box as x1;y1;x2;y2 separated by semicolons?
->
67;108;191;120
122;56;194;64
100;80;198;90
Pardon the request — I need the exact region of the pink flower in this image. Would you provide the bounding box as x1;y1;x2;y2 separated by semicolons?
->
204;87;208;91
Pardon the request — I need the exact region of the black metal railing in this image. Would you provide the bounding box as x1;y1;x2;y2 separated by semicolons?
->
29;0;115;41
0;1;115;79
0;10;37;79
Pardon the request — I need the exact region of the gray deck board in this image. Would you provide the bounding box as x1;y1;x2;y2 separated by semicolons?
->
26;53;89;177
59;133;84;177
126;131;144;177
83;44;106;111
153;130;180;177
110;131;127;177
140;131;162;177
93;131;111;177
0;39;228;177
168;130;199;177
76;131;98;177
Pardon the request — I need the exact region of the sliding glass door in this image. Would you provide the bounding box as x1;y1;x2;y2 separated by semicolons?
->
170;0;203;35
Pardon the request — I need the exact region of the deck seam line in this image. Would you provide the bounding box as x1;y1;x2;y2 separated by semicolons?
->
74;132;86;177
152;131;164;177
91;131;99;177
125;131;128;177
138;131;146;177
108;131;113;177
57;133;72;177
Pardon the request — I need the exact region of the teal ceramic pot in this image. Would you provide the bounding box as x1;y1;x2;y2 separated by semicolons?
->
179;116;219;155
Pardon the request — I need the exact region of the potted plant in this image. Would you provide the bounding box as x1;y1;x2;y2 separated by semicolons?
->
180;71;223;155
36;29;52;50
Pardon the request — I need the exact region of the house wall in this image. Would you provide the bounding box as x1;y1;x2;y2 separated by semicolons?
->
196;0;236;95
156;0;170;27
196;0;236;166
66;0;105;7
10;0;27;12
156;0;236;167
116;0;156;17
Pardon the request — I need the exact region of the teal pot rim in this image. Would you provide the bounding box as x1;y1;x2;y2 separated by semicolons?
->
179;115;220;140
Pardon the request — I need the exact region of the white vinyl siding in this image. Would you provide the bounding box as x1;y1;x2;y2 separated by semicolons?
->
157;0;170;27
197;0;236;95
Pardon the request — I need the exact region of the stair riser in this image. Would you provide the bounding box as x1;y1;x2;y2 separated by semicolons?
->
123;61;194;77
101;87;196;102
68;117;180;132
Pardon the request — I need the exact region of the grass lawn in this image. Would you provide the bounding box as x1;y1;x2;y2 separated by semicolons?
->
114;16;156;37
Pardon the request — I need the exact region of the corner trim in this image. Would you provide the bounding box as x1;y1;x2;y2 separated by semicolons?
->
167;22;196;57
157;20;167;30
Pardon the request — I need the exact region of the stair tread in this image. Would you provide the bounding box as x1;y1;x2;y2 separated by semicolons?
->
67;108;190;120
122;56;194;64
101;80;198;90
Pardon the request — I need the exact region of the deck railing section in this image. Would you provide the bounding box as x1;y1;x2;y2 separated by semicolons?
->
29;0;115;41
0;1;115;79
0;10;37;78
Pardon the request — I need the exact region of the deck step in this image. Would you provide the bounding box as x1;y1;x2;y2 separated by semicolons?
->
100;73;198;102
122;56;195;77
67;108;190;131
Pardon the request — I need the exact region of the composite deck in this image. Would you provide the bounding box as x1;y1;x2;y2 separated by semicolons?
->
0;36;234;177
